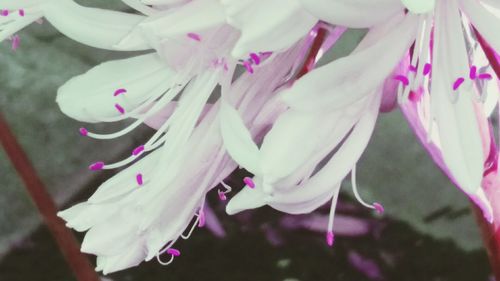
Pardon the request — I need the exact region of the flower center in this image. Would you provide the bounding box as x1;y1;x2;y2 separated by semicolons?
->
401;0;436;14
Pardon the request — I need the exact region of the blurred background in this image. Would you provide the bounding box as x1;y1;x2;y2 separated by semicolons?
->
0;1;494;280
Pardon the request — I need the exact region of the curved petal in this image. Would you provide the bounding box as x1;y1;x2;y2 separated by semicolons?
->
221;0;317;57
430;0;484;194
59;202;118;232
42;0;150;51
56;53;175;123
269;186;336;214
139;0;225;36
460;0;500;53
219;99;261;175
0;0;45;9
225;177;267;215
269;94;380;205
259;109;340;182
227;92;381;215
81;210;137;256
299;0;404;28
98;242;145;275
144;102;213;130
283;14;418;111
481;0;500;10
87;151;161;203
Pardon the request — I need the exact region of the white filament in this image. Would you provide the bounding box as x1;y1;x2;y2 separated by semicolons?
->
327;185;341;233
351;165;376;210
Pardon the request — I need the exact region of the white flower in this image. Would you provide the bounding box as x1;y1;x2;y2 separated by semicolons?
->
4;0;500;275
0;0;322;273
276;0;500;220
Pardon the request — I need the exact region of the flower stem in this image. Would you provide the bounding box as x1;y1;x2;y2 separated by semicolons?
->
297;27;328;79
0;113;100;281
473;203;500;281
473;26;500;280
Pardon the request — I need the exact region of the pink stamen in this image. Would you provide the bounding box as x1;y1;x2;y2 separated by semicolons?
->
1;10;9;16
326;231;335;246
409;65;417;72
18;9;24;17
113;88;127;96
89;162;105;171
243;177;255;188
394;75;409;86
79;127;88;136
187;32;201;42
478;73;493;80
198;210;206;227
249;53;261;65
423;63;432;76
167;248;181;257
212;58;221;67
11;35;20;51
136;173;143;186
114;103;125;114
453;77;465;91
132;145;145;156
260;51;273;56
469;66;477;79
218;190;227;201
243;61;254;74
373;202;385;215
408;90;422;103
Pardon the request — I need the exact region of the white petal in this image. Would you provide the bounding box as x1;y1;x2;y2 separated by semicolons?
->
226;178;267;215
81;211;137;256
401;0;436;14
42;0;149;51
260;109;340;182
482;80;499;117
88;151;160;203
269;186;336;214
101;242;145;275
138;0;225;39
276;98;368;188
219;99;261;175
59;202;118;232
56;53;174;122
283;14;418;111
144;102;213;130
57;202;86;223
299;0;404;28
460;0;500;53
430;0;484;193
221;0;317;57
481;0;500;11
228;93;380;215
269;93;380;205
142;0;189;5
0;0;44;9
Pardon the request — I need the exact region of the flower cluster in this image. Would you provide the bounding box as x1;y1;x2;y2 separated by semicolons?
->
1;0;499;274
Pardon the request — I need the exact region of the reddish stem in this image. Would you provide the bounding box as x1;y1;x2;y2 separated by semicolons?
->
474;27;500;79
473;27;500;280
0;113;100;281
473;204;500;281
297;28;328;79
